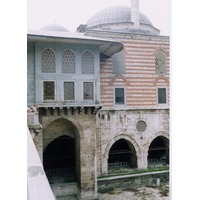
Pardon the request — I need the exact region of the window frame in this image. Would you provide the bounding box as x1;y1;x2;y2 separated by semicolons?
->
157;87;168;105
41;48;56;73
83;81;94;100
114;87;126;106
42;80;56;101
63;81;76;101
81;50;95;74
62;49;76;74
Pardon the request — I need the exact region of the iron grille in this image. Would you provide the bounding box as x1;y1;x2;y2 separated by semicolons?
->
64;82;75;100
43;81;55;100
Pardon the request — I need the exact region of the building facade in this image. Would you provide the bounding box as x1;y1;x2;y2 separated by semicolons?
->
27;1;169;199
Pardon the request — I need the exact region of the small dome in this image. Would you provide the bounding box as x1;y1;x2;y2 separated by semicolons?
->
87;6;152;28
40;24;69;32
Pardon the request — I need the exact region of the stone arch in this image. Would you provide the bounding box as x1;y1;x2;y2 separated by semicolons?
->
109;75;130;86
102;133;140;173
42;117;81;184
104;134;141;159
42;116;83;135
147;132;169;167
153;75;169;87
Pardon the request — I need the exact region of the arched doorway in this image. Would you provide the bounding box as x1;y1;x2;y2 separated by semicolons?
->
43;135;76;183
43;118;80;184
148;136;169;167
108;139;137;171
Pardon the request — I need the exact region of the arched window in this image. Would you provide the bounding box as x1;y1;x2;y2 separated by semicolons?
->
62;49;76;74
41;48;56;73
81;50;94;74
155;50;167;74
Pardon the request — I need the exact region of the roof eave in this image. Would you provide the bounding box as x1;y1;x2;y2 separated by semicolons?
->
27;32;123;56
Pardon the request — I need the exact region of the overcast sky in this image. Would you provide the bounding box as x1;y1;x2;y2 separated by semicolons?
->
27;0;170;36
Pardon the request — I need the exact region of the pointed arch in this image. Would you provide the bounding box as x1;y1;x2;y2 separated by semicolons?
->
147;134;169;166
42;118;81;184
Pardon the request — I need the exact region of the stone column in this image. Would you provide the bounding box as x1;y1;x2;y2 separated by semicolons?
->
137;151;148;169
77;115;98;200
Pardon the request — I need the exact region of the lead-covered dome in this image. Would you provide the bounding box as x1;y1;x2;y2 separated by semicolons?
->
87;6;152;28
85;6;159;35
40;24;69;32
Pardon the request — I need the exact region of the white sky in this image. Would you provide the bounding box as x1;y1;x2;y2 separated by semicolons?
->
27;0;170;36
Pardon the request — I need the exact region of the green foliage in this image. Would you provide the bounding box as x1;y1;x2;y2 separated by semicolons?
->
98;165;169;178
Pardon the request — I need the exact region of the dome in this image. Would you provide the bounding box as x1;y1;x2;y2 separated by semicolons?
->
40;24;69;32
87;6;152;28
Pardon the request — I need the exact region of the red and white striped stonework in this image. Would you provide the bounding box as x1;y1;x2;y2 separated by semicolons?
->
100;35;170;108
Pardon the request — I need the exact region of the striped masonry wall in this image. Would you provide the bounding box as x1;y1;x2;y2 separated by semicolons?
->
100;37;170;108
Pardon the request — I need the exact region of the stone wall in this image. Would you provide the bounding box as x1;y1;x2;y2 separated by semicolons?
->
97;171;169;193
96;109;169;175
36;109;98;200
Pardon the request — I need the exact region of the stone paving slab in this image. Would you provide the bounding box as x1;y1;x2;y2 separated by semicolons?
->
56;183;169;200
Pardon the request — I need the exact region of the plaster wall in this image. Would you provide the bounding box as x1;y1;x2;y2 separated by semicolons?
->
34;42;100;106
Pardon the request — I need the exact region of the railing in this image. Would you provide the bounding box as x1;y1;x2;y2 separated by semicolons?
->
148;159;159;163
108;162;129;168
45;167;73;175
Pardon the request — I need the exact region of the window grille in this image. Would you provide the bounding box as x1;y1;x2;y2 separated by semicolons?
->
115;88;125;105
43;81;55;100
83;82;94;100
62;50;76;74
42;48;56;73
155;50;167;74
158;88;166;104
64;82;75;100
81;51;94;74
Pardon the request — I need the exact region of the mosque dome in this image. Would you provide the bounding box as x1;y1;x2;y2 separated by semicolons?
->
87;6;152;28
85;6;159;35
40;24;69;32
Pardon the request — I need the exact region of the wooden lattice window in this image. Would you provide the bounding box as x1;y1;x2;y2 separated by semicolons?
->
64;82;75;100
81;50;94;74
43;81;55;100
62;50;76;74
83;82;94;100
42;48;56;73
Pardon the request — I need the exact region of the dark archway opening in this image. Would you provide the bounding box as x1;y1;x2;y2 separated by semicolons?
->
148;136;169;167
108;139;137;171
43;135;76;183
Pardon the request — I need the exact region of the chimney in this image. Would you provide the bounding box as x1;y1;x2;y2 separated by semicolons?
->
131;0;140;29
